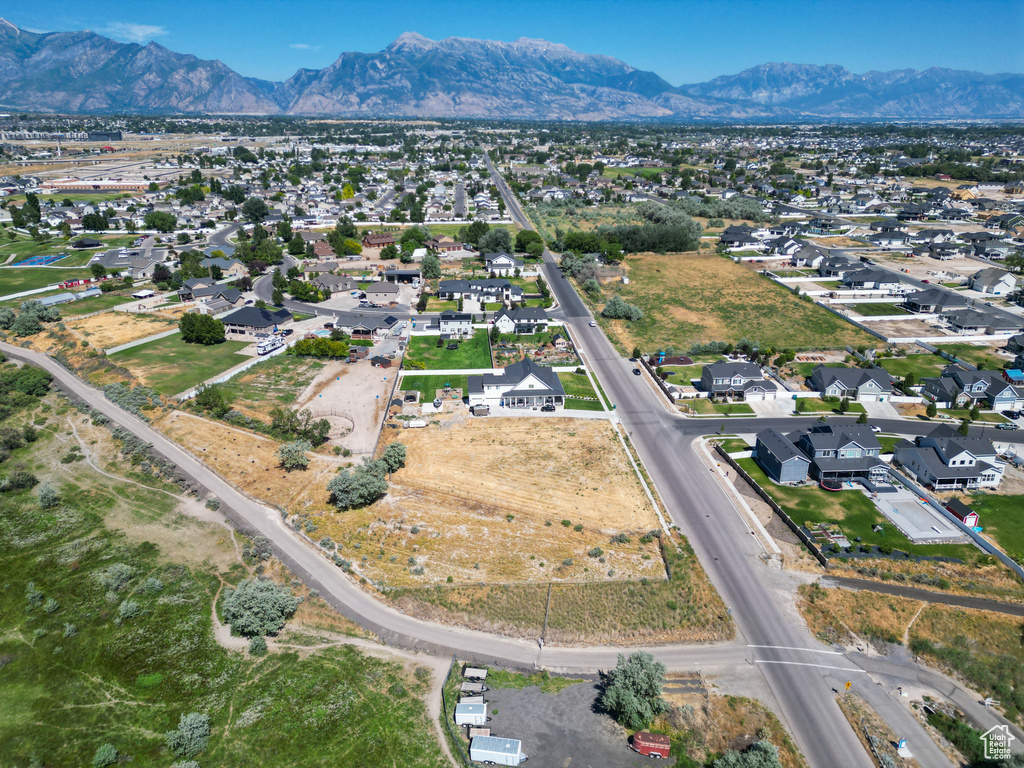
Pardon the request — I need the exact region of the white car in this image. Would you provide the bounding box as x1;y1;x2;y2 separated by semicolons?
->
869;425;881;433
589;320;596;327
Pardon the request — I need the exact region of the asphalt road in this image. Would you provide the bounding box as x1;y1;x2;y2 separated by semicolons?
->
484;154;944;768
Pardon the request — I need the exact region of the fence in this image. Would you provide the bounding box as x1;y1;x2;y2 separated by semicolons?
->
713;445;829;568
440;656;474;767
640;356;680;405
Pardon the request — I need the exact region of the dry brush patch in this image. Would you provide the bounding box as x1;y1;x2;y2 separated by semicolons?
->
65;310;178;350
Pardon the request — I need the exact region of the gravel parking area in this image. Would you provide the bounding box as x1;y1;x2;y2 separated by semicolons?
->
486;682;669;768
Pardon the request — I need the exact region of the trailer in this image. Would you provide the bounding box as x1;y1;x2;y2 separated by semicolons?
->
459;695;485;705
471;404;490;416
403;420;428;429
463;667;488;680
631;731;671;758
454;702;487;726
256;336;285;355
460;681;489;694
470;735;528;767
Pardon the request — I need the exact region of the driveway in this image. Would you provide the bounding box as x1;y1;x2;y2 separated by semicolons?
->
485;682;654;768
862;400;901;419
747;399;795;418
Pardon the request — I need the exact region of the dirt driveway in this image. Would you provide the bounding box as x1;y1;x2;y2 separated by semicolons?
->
295;359;396;456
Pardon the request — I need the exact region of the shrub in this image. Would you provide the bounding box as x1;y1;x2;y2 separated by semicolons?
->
144;577;165;593
205;497;221;510
327;458;389;510
599;652;669;730
96;563;136;590
92;743;119;767
574;523;584;532
25;581;43;608
588;547;604;558
118;600;142;619
277;439;312;471
37;483;59;509
43;597;59;614
166;712;211;759
249;635;268;656
222;578;300;637
64;623;77;637
562;558;574;567
561;519;572;527
380;441;407;473
610;533;632;544
601;295;643;321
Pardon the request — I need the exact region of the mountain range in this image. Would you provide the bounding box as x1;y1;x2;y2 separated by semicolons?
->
2;19;1023;120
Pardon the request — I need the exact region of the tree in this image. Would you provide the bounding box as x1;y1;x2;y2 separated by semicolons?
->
712;741;782;768
287;234;306;255
969;403;981;421
839;397;850;413
241;197;270;224
144;211;177;232
272;288;284;305
856;412;868;425
421;253;441;279
599;652;668;729
380;243;398;260
601;296;643;321
194;384;231;417
631;346;642;359
92;743;119;767
381;442;407;474
458;220;489;246
222;579;300;637
515;229;544;253
277;439;312;471
926;401;937;418
0;308;14;330
490;324;500;344
82;213;107;231
327;458;389;510
178;313;225;345
165;712;211;759
958;418;971;437
90;263;107;279
479;228;512;254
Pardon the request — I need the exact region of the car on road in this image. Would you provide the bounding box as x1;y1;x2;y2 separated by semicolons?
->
633;368;642;376
996;422;1019;430
589;320;596;327
541;404;555;412
870;425;881;433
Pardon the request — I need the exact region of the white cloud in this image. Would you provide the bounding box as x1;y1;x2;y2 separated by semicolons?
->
289;43;319;51
103;22;168;44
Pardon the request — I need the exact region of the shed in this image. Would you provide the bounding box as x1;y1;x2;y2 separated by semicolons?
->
946;498;979;527
131;289;156;299
470;736;527;767
453;702;487;726
369;356;392;368
37;292;76;306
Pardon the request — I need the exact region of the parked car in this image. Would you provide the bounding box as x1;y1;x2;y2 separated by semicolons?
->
996;422;1019;430
870;425;881;433
541;404;556;412
633;368;642;376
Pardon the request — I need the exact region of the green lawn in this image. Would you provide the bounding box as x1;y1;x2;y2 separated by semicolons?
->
849;303;908;317
940;409;1008;424
969;494;1024;563
58;293;138;317
557;371;605;411
0;266;92;294
878;355;945;381
398;374;469;402
876;436;903;454
737;458;973;559
689;399;755;415
785;361;849;379
934;344;1009;371
659;364;703;383
718;438;751;453
424;298;457;312
404;330;491;370
109;337;249;395
795;398;866;414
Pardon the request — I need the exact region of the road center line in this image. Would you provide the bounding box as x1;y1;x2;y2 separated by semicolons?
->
748;644;844;656
755;659;867;672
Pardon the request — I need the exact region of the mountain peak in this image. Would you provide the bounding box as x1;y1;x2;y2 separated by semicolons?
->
385;31;434;52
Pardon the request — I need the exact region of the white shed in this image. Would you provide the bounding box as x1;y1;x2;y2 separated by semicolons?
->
470;736;527;767
454;702;487;726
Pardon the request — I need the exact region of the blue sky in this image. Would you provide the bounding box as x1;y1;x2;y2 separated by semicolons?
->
7;0;1024;84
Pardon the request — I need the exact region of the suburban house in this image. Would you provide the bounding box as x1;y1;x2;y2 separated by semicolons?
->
364;282;401;305
808;365;897;402
755;423;888;485
467;357;565;410
921;365;1024;411
1007;334;1024;355
199;257;247;279
941;308;1021;335
484;252;524;276
426;236;463;253
841;268;902;292
127;258;159;280
700;361;777;401
902;288;968;314
313;274;357;294
969;268;1017;296
894;425;1005;490
818;256;860;278
492;307;549;335
303;261;338;276
383;269;422;285
438;278;523;304
221;306;292;340
437;310;474;337
362;233;396;248
346;315;401;339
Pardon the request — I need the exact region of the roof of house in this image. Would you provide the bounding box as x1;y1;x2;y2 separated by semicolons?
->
756;428;811;465
469;357;565;398
439;310;473;322
904;287;968;310
220;306;291;328
809;365;896;392
365;282;400;295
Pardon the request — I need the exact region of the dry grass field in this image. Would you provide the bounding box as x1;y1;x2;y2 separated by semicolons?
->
65;310;178;350
597;252;877;353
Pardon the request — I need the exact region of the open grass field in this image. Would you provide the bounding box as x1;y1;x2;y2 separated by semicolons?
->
399;374;469;402
404;330;491;370
423;297;458;312
57;292;138;316
309;416;667;589
934;343;1009;370
219;355;326;417
737;458;974;560
389;534;732;645
109;336;249;395
65;311;178;351
0;265;92;294
877;354;946;380
595;252;877;355
0;395;448;768
659;364;704;384
969;494;1024;564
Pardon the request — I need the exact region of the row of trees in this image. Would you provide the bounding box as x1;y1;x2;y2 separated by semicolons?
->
0;300;61;337
178;314;225;345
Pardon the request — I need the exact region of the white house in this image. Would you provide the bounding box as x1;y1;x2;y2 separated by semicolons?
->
969;268;1017;296
468;358;565;410
484;252;523;276
437;310;474;337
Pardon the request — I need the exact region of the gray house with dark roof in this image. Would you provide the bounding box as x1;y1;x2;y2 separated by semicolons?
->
700;361;777;401
894;425;1004;490
221;307;292;340
808;366;896;402
755;422;887;485
754;429;812;483
902;287;968;314
492;307;549;335
467;358;565;410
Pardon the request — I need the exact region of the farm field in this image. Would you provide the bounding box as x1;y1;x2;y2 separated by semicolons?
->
219;355;327;417
0;396;447;768
404;329;491;369
109;335;249;395
309;416;667;589
66;311;178;350
56;293;139;316
595;252;877;354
